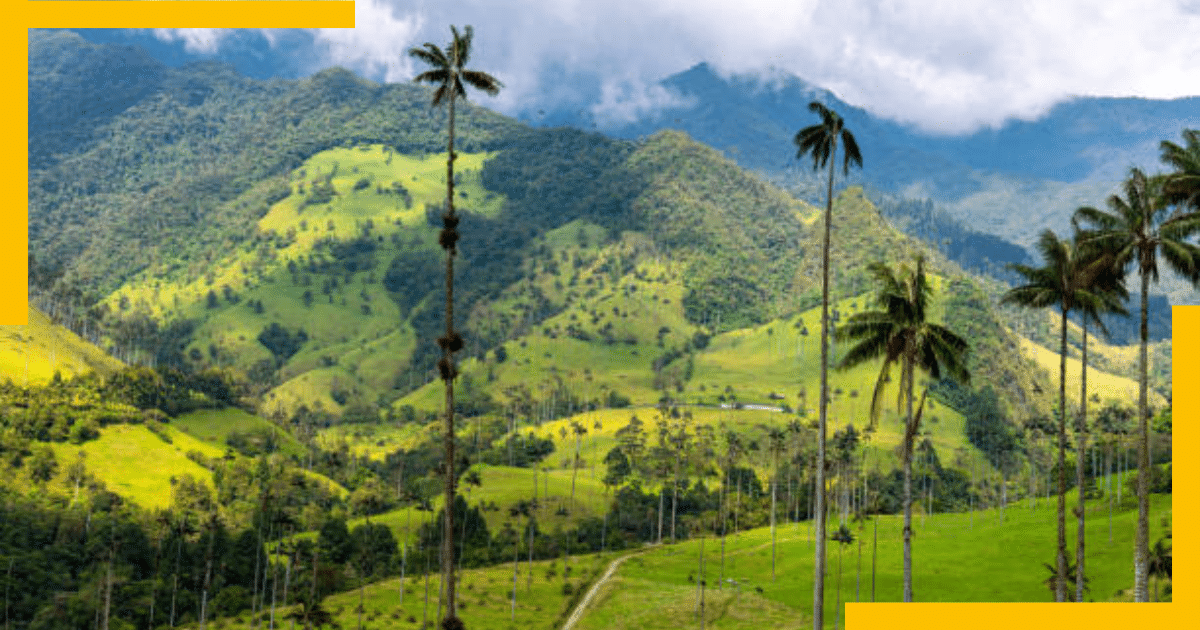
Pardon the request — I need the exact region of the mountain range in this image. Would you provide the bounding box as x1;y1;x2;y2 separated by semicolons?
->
23;29;1174;423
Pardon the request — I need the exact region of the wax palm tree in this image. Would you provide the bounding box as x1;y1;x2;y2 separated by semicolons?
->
408;25;502;627
1002;229;1123;602
794;101;862;628
1160;129;1200;211
1066;234;1128;603
1074;168;1200;601
830;524;855;630
768;426;787;581
836;254;970;602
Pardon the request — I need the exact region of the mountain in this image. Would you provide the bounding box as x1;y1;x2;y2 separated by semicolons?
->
531;63;1200;305
26;29;1170;426
0;306;123;385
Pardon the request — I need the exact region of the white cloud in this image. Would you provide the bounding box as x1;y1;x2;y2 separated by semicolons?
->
304;0;426;83
590;79;696;128
157;0;1200;135
151;29;231;55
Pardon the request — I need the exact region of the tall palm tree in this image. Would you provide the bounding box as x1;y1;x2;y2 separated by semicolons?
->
1074;167;1200;601
408;25;502;627
836;254;970;602
1065;234;1127;603
1002;229;1122;601
794;101;862;627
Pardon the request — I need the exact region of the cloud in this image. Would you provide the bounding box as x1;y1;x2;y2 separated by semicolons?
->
153;0;1200;135
151;28;231;55
301;0;426;82
589;79;696;128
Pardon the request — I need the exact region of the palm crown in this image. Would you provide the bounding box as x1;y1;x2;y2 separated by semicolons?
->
1159;128;1200;211
794;101;863;175
408;25;503;107
837;255;970;429
1074;168;1200;283
1003;230;1128;321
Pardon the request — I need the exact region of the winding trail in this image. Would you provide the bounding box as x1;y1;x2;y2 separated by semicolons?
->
560;549;648;630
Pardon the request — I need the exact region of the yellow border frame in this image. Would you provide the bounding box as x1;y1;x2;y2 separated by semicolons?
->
11;4;1189;630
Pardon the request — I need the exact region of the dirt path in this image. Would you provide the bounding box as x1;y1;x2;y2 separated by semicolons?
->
560;549;648;630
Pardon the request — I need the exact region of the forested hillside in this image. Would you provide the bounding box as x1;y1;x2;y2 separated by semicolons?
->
8;29;1175;629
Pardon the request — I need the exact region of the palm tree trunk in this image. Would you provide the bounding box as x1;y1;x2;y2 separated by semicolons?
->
282;548;294;613
305;548;319;630
856;534;862;602
771;461;778;581
169;514;186;629
1134;270;1150;602
813;147;836;629
200;518;215;630
835;543;844;630
902;361;915;603
1108;444;1114;545
422;550;430;630
1076;323;1089;603
441;89;460;623
672;455;681;543
657;485;665;544
871;515;877;602
511;530;519;621
148;527;162;630
719;466;727;589
1056;306;1069;603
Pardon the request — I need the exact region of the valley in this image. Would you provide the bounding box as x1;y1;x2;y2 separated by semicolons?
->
5;29;1182;630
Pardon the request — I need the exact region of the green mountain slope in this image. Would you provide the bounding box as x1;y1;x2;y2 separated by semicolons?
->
0;306;123;384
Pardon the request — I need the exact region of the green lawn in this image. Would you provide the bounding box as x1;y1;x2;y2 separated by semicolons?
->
48;423;223;510
576;492;1172;629
173;407;307;459
203;550;614;630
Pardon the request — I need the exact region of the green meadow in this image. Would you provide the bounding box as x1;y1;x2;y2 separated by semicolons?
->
572;492;1172;629
173;407;307;458
202;491;1171;630
47;423;223;509
197;552;613;630
0;306;122;385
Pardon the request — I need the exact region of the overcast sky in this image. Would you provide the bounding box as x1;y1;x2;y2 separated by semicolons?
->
142;0;1200;134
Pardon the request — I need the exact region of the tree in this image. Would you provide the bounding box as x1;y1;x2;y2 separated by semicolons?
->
1001;229;1122;602
768;426;787;581
569;420;587;513
1043;560;1089;602
1148;537;1172;602
1067;232;1128;602
408;24;502;626
1160;128;1200;211
794;100;862;629
836;254;969;602
830;524;855;630
1073;167;1200;601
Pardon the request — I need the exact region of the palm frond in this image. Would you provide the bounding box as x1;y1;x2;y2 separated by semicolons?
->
408;43;447;68
841;129;863;174
461;70;503;96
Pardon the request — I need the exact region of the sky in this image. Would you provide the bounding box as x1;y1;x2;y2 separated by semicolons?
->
72;0;1200;134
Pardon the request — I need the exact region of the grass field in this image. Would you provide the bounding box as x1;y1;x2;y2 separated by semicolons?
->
173;407;307;458
199;551;612;630
47;423;223;509
574;492;1172;629
1018;336;1165;407
0;306;122;385
204;490;1171;630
